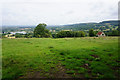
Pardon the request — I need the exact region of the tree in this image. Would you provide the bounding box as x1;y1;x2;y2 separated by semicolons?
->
34;23;51;38
112;30;118;36
117;27;120;36
25;33;34;38
15;33;24;38
89;29;95;37
80;31;85;37
54;31;85;38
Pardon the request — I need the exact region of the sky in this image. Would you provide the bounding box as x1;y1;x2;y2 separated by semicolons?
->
0;0;119;26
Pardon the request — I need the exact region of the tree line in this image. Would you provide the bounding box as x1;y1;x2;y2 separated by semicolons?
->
2;23;119;38
33;23;119;38
52;31;85;38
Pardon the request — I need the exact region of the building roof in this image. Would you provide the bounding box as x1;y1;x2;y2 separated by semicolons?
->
97;32;103;35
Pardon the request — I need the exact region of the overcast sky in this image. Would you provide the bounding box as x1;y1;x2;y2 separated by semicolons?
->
1;0;119;26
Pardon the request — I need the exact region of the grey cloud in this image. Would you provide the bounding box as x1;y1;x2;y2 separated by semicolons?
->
1;0;118;25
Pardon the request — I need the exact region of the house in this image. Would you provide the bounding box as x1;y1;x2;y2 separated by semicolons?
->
96;32;105;37
5;34;15;38
53;30;55;32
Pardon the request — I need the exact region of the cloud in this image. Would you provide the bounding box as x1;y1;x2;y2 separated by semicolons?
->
1;0;119;25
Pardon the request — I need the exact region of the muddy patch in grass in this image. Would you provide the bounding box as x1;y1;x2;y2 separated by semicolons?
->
90;54;99;58
79;63;92;78
49;63;72;78
81;63;89;69
90;54;101;61
91;50;96;52
18;69;47;79
18;63;72;79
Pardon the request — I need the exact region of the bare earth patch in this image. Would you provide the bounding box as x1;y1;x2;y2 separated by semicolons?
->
18;63;72;79
50;63;72;78
90;54;99;58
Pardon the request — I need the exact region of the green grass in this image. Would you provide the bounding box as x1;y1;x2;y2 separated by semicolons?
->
2;37;119;79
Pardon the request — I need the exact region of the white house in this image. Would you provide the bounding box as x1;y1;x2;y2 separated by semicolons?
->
96;32;105;37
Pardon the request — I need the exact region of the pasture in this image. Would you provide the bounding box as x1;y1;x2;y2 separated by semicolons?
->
2;37;119;79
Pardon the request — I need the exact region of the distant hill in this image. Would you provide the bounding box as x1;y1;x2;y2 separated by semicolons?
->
47;20;119;31
99;20;119;26
2;20;119;33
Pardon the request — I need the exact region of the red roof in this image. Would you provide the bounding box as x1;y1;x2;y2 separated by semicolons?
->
97;32;103;35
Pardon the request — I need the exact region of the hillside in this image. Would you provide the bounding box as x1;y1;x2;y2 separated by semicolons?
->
2;20;119;33
47;20;119;31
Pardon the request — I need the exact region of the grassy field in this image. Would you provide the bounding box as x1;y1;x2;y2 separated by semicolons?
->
2;37;119;79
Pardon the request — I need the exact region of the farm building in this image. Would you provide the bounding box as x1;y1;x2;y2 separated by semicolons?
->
5;34;15;38
96;32;105;37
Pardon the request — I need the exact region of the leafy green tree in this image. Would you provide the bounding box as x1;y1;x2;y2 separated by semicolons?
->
2;33;7;38
55;31;85;38
89;29;95;37
15;33;25;38
34;23;51;38
74;31;80;37
80;31;85;37
74;31;85;37
111;30;118;36
25;33;34;38
117;27;120;36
